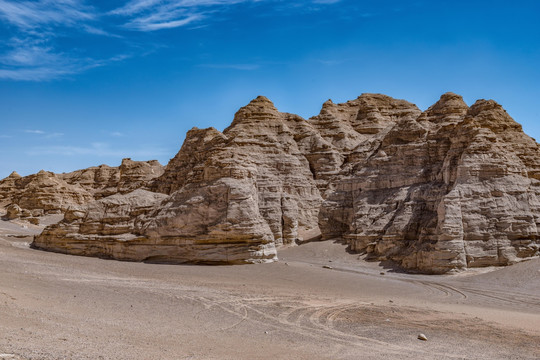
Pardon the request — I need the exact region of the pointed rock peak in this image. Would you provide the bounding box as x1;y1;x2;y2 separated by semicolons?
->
439;92;464;102
318;99;336;115
467;99;522;132
185;126;224;141
323;99;334;106
120;158;134;167
247;95;276;108
36;169;54;179
227;95;281;131
468;99;504;116
425;92;468;116
182;127;227;149
187;126;220;135
8;171;21;178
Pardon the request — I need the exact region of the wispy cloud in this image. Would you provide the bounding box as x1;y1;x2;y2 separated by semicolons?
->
27;142;168;158
110;0;258;31
45;132;64;138
0;0;344;81
0;42;61;67
23;129;64;138
0;48;131;81
107;131;126;137
316;59;347;66
0;0;95;30
312;0;341;3
198;63;261;70
0;0;127;81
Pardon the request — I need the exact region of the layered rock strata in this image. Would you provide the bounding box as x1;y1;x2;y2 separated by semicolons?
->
28;93;540;272
0;159;163;218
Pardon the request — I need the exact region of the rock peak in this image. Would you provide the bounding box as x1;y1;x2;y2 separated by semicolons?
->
424;92;468;117
8;171;21;179
227;95;281;131
248;95;275;107
469;98;503;114
440;91;463;100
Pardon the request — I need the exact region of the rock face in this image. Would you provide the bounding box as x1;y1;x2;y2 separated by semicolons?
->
320;93;540;273
28;93;540;272
0;159;164;217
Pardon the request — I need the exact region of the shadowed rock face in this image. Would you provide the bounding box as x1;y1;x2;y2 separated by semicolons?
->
26;93;540;272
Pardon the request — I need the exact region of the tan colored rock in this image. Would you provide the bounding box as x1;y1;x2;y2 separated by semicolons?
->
2;170;94;214
322;93;540;273
5;203;21;220
34;190;169;261
28;93;540;272
0;159;163;217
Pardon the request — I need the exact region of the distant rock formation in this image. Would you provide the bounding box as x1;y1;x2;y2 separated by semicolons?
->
14;93;540;272
0;159;163;217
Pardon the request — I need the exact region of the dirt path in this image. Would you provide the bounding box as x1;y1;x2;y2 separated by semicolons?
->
0;220;538;359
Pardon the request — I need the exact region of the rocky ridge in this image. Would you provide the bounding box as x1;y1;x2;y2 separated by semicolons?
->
0;158;163;223
6;92;538;273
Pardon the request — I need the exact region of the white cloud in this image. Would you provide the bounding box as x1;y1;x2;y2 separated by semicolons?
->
312;0;341;4
129;14;202;31
199;63;261;70
109;131;126;137
22;130;64;138
0;0;95;30
26;142;168;158
0;51;131;81
1;43;63;67
45;132;64;138
0;1;129;81
0;0;344;81
110;0;253;31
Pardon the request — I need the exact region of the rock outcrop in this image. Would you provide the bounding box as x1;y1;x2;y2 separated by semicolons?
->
0;159;164;217
320;93;540;273
27;93;540;272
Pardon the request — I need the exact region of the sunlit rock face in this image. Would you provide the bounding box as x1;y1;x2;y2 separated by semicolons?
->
27;93;540;272
320;93;540;273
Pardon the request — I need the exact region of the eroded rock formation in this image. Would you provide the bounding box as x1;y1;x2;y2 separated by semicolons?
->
0;159;163;218
21;93;540;272
320;93;540;273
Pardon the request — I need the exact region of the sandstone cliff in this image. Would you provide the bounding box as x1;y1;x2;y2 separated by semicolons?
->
0;159;163;221
320;93;540;273
28;93;540;272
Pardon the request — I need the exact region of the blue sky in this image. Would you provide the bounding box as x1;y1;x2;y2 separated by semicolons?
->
0;0;539;178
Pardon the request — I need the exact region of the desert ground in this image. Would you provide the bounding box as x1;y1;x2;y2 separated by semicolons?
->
0;217;538;360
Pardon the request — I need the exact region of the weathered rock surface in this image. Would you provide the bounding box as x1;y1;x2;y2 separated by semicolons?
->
26;93;540;272
0;159;163;216
320;93;540;273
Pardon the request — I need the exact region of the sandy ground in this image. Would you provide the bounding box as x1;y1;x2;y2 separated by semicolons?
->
0;218;539;360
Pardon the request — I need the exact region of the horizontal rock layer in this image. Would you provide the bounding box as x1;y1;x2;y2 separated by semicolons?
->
24;93;540;272
0;158;163;217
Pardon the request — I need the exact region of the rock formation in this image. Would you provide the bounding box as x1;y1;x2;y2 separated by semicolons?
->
0;159;164;218
22;93;540;272
320;93;540;273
